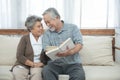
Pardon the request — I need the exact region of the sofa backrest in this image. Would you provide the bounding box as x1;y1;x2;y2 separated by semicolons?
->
0;29;115;66
0;35;114;66
0;35;21;66
79;36;114;66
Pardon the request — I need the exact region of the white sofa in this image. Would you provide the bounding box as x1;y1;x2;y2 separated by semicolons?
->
0;35;120;80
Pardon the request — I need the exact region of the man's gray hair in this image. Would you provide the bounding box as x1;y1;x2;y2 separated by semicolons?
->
25;15;42;32
42;8;60;19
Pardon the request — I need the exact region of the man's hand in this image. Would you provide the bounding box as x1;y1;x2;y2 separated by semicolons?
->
56;51;69;57
56;46;72;57
56;44;82;57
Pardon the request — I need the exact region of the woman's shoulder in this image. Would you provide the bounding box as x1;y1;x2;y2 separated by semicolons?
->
23;34;29;37
20;33;30;41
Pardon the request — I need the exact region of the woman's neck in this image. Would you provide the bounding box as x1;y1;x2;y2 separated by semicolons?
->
32;33;40;42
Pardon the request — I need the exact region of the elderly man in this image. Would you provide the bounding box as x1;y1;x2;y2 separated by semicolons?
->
42;8;85;80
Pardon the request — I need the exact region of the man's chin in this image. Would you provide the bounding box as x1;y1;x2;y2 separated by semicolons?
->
49;28;55;32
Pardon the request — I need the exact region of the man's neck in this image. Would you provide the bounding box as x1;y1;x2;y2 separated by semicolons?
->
56;21;63;32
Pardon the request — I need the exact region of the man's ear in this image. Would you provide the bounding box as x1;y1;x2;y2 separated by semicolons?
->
56;16;60;19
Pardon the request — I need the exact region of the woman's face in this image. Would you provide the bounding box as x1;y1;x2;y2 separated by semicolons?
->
31;21;43;37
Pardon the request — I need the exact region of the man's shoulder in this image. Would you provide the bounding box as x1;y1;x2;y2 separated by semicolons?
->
43;29;51;34
42;29;52;38
63;23;78;31
64;23;77;28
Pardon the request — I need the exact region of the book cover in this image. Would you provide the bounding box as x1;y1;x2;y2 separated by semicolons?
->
46;38;75;60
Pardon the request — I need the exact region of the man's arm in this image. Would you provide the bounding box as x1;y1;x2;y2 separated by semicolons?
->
69;44;82;55
57;25;83;57
57;43;82;57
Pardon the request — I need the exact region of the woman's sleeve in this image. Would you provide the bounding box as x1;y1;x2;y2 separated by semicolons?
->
16;36;27;64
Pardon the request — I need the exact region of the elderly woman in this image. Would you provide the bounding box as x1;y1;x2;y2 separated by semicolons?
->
11;15;44;80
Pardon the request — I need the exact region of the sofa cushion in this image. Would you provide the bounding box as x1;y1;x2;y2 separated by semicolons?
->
83;63;120;80
59;63;120;80
0;35;21;66
0;66;13;80
80;36;114;66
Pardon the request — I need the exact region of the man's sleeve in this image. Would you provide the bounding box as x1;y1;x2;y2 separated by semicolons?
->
72;25;83;45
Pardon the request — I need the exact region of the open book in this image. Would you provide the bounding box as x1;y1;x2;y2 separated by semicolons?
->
46;38;75;60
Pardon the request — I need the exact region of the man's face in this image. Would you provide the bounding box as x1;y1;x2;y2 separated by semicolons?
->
43;14;57;31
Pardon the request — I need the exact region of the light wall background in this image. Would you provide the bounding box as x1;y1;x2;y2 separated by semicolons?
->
0;0;120;29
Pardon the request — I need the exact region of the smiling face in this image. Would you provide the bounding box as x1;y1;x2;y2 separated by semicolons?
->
31;21;43;37
43;13;60;31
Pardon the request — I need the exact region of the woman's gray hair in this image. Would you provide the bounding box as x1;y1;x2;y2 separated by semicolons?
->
42;8;60;19
25;15;42;32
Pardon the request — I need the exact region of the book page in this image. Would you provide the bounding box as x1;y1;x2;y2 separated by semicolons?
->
45;38;75;60
46;46;57;51
46;47;61;60
59;38;75;51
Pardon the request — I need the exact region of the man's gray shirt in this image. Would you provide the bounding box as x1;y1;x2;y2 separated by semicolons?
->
42;23;83;65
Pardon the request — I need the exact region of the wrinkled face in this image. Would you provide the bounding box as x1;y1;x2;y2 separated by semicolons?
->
43;14;58;31
31;21;43;37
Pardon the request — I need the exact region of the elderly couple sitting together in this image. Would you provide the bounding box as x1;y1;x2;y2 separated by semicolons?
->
11;8;85;80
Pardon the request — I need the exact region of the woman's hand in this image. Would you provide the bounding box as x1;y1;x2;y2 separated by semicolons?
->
33;62;44;68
